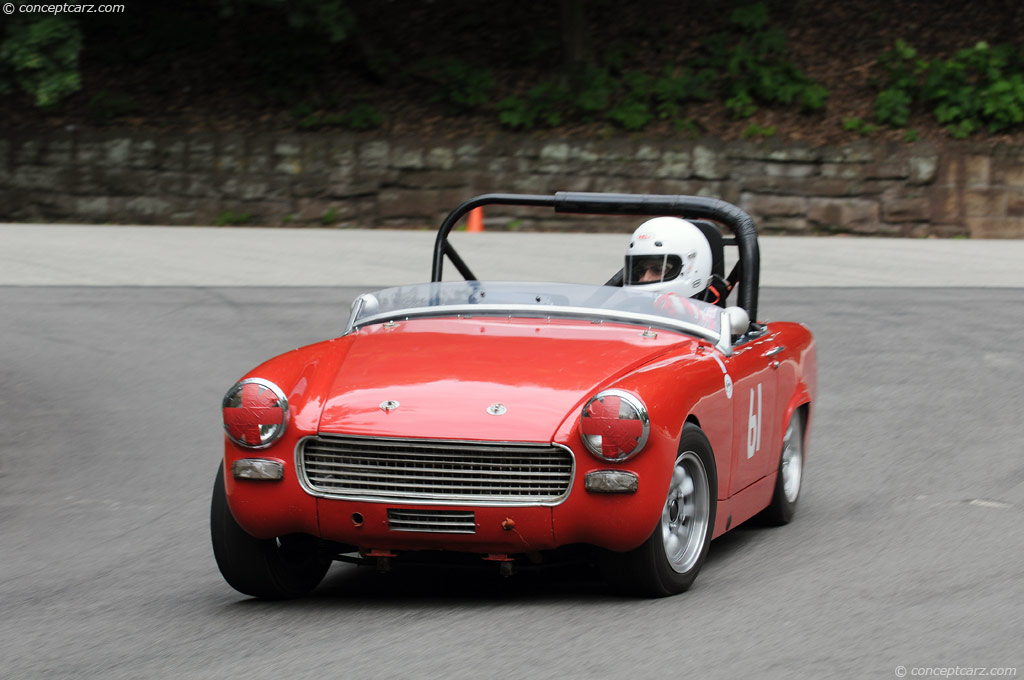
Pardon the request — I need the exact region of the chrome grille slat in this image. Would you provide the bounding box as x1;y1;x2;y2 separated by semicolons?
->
299;435;574;504
387;509;476;534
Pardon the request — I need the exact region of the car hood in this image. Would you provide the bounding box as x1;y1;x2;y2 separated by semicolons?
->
318;316;694;441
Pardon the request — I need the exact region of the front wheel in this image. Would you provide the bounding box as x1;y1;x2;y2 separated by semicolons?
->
605;424;717;597
210;463;330;599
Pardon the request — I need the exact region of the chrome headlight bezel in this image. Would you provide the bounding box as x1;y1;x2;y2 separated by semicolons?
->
579;389;650;462
222;378;289;449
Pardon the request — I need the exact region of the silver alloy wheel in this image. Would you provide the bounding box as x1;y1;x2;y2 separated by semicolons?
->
662;451;711;574
780;418;804;503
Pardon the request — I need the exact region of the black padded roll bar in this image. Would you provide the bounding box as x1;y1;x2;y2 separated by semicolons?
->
431;192;761;322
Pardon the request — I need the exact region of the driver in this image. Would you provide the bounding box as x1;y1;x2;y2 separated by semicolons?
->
623;216;729;318
624;216;712;294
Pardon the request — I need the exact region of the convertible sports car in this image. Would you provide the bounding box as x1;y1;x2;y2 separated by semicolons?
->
211;192;816;598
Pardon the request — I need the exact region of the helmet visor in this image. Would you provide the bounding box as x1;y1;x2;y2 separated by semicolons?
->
625;254;683;285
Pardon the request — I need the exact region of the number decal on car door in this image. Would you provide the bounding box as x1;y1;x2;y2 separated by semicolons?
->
747;384;762;459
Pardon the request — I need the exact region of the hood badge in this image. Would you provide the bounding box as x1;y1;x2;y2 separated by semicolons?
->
380;400;400;413
486;403;507;416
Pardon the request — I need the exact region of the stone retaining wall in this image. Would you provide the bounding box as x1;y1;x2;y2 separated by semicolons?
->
1;129;1022;236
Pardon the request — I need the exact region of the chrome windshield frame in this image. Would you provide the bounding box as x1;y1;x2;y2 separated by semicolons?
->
346;302;723;348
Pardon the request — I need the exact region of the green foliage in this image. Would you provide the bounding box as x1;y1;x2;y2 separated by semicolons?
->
742;122;776;138
420;57;495;113
497;82;569;130
705;3;828;119
0;13;82;107
216;210;253;226
321;207;338;225
496;2;826;131
873;39;1024;137
292;101;383;131
842;116;879;135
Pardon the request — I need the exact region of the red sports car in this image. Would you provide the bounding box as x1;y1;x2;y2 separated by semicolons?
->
211;192;816;598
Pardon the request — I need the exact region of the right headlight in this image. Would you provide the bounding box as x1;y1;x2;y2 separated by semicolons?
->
579;389;650;462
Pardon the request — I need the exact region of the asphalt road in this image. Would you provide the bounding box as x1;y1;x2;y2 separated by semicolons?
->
2;281;1022;679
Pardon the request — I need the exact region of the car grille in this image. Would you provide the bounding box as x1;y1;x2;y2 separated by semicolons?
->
298;435;574;505
387;509;476;534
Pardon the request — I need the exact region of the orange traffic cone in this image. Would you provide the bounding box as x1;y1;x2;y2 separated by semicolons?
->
466;207;485;232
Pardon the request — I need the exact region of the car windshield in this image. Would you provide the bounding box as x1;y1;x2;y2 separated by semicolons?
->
346;281;724;343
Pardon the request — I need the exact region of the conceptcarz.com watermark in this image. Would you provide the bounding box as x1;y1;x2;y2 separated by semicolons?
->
895;667;1018;678
3;3;125;14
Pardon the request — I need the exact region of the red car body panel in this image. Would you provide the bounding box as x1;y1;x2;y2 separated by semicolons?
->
223;315;816;555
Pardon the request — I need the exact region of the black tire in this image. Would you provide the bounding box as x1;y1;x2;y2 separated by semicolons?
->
760;408;805;526
210;463;330;599
604;423;717;597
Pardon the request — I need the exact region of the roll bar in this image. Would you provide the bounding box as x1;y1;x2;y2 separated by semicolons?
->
431;192;761;323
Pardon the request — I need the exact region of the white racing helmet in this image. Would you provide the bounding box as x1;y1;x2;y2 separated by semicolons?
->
624;216;712;297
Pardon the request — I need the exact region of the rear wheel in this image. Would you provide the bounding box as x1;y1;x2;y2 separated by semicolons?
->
760;409;805;525
210;463;330;599
605;423;717;597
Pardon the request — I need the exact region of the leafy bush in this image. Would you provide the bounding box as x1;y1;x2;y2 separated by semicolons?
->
216;210;253;226
420;57;495;113
0;14;82;107
706;3;828;118
497;82;569;129
495;2;826;131
874;39;1024;137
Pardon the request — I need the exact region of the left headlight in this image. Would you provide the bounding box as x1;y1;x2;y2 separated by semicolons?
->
579;389;649;462
222;378;289;449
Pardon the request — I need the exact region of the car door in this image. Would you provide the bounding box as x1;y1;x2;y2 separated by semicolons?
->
725;335;782;495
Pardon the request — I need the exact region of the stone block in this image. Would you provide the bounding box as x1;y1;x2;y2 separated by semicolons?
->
819;142;877;163
75;196;111;220
40;136;73;165
966;216;1024;238
215;134;247;174
759;216;810;233
820;163;862;180
377;187;438;219
10;165;62;190
963;188;1007;217
964;154;991;186
359;140;390;169
129;136;158;169
187;136;217;172
908;153;939;184
928;187;961;223
426;146;455;170
808;198;879;232
158;139;187;171
865;157;909;180
693;145;728;180
634;145;660;161
763;162;817;178
992;162;1024;188
742;193;808;217
124;196;173;222
883;197;930;222
392;146;425;170
1006;189;1024;216
399;170;473;190
272;137;304;175
13;139;42;165
653;150;691;179
289;174;328;198
104;138;132;167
